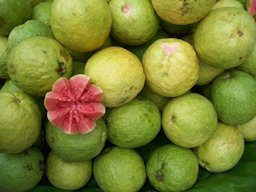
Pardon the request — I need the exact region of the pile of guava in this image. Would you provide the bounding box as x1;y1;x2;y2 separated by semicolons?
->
0;0;256;192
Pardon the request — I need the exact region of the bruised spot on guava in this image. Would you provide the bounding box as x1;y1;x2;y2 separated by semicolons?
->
44;74;105;134
171;115;176;123
180;0;190;16
56;61;67;76
161;43;179;57
237;30;243;37
155;162;165;181
155;170;164;181
122;4;131;15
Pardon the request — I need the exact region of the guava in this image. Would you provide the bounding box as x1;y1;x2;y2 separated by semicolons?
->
194;7;256;69
151;0;216;25
197;61;224;86
84;46;145;107
44;74;105;134
237;43;256;77
0;0;32;36
8;19;53;49
45;119;107;161
211;0;244;10
46;151;92;190
1;80;47;117
194;122;245;173
0;36;8;79
162;93;218;148
32;2;52;26
0;79;23;92
160;18;194;36
127;29;169;61
0;147;44;192
50;0;112;52
210;70;256;125
237;116;256;142
93;146;146;192
106;98;161;148
7;36;72;96
142;38;199;97
0;92;42;153
137;84;170;112
146;144;199;192
109;0;159;45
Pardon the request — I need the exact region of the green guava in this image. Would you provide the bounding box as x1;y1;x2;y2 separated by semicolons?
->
109;0;159;45
46;151;92;190
197;61;224;86
0;147;44;192
211;0;244;10
50;0;112;52
7;36;72;96
0;0;32;36
0;92;42;153
194;122;245;173
8;19;53;49
160;18;194;36
237;43;256;77
210;70;256;125
237;115;256;142
151;0;216;25
93;146;146;192
127;29;169;61
137;84;171;112
84;46;145;107
0;36;8;79
142;38;199;97
45;119;107;161
162;93;218;148
1;80;47;117
106;98;161;148
32;2;52;26
146;144;199;192
194;7;256;69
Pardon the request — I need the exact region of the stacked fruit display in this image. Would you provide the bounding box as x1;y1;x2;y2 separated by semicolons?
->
0;0;256;192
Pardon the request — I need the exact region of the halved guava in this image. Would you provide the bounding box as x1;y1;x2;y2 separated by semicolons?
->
44;74;105;134
247;0;256;17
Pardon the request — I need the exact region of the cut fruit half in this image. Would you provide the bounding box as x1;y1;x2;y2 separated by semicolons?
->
247;0;256;17
44;74;105;134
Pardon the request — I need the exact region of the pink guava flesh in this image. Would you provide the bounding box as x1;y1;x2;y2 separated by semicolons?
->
248;0;256;16
44;74;105;134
